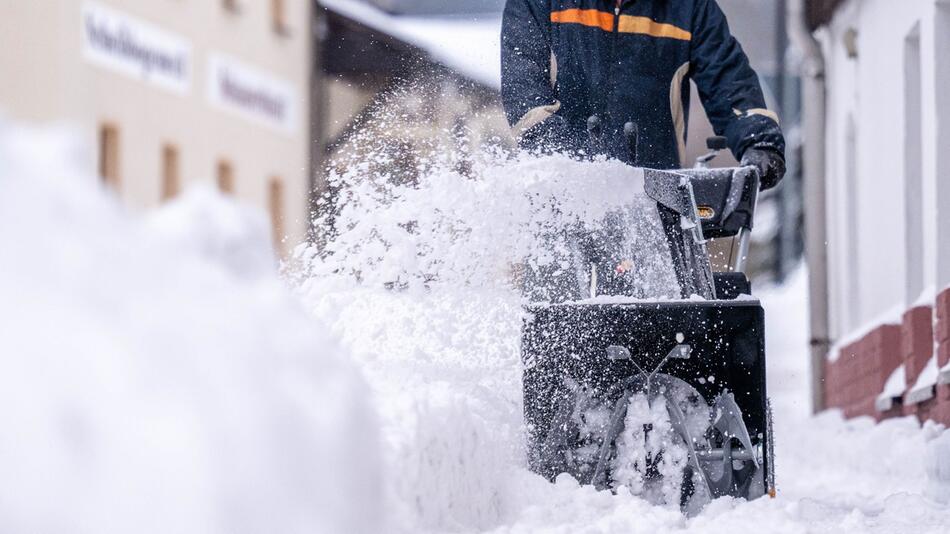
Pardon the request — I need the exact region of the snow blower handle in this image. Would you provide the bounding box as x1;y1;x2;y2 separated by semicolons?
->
679;165;759;273
677;165;760;240
644;164;761;297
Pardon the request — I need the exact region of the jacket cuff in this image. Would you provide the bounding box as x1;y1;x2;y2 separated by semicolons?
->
512;101;562;139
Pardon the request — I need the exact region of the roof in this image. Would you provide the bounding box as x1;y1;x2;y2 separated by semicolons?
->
359;0;504;16
319;0;502;90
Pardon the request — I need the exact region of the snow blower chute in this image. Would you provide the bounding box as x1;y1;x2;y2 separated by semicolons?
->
521;125;775;513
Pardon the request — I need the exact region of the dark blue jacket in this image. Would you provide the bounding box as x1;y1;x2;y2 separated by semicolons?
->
501;0;785;169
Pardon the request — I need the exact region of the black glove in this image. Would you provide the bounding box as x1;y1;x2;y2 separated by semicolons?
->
741;146;786;190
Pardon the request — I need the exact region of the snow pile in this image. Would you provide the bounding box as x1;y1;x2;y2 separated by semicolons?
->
145;186;277;280
0;125;380;533
926;431;950;503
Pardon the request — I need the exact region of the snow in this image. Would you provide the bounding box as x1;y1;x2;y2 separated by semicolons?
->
926;431;950;504
294;140;950;532
319;0;502;89
875;364;906;412
906;355;939;405
0;124;380;533
611;394;694;506
3;120;950;532
912;285;938;309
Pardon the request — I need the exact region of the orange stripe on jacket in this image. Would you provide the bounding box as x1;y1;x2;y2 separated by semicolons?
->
550;8;614;32
618;16;691;41
550;9;691;41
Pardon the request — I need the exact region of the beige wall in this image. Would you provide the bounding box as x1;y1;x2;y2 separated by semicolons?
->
0;0;312;254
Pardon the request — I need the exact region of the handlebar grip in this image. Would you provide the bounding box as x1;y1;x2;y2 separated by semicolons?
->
586;115;602;139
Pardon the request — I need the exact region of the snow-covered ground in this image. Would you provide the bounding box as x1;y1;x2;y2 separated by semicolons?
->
2;123;948;533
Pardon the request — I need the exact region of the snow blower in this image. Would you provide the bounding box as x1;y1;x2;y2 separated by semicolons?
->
521;123;775;513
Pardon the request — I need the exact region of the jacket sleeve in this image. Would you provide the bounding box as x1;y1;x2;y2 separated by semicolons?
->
690;0;785;160
501;0;564;146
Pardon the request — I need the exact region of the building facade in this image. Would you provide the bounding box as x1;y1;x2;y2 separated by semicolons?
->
0;0;314;254
804;0;950;424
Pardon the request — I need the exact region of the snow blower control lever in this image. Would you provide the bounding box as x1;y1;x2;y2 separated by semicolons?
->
586;115;640;167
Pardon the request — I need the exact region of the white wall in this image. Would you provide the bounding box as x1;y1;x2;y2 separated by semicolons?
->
821;0;950;338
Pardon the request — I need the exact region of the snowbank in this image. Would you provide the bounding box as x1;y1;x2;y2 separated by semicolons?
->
0;124;380;533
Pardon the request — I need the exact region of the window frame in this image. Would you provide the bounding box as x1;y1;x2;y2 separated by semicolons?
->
268;176;285;253
161;143;181;201
271;0;289;36
216;160;235;194
98;123;120;189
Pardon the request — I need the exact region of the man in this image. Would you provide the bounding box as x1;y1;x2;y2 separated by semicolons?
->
501;0;785;189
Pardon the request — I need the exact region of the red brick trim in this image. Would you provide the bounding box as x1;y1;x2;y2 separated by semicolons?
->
936;288;950;343
825;324;902;420
902;306;934;388
824;295;950;426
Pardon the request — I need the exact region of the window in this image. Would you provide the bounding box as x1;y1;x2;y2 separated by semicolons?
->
161;144;180;201
268;176;285;253
217;160;234;193
98;123;120;189
272;0;288;35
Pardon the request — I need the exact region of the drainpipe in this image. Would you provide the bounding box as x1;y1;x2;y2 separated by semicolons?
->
309;6;330;244
788;0;830;413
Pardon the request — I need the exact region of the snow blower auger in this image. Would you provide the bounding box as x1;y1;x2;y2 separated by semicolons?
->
521;123;775;514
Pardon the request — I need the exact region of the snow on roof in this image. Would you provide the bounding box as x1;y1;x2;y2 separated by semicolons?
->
906;355;939;405
875;364;905;412
320;0;502;90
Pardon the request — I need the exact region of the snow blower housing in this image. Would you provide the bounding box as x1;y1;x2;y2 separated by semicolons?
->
521;134;774;512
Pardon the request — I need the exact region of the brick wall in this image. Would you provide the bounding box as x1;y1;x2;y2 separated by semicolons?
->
823;288;950;426
824;324;901;420
936;290;950;419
